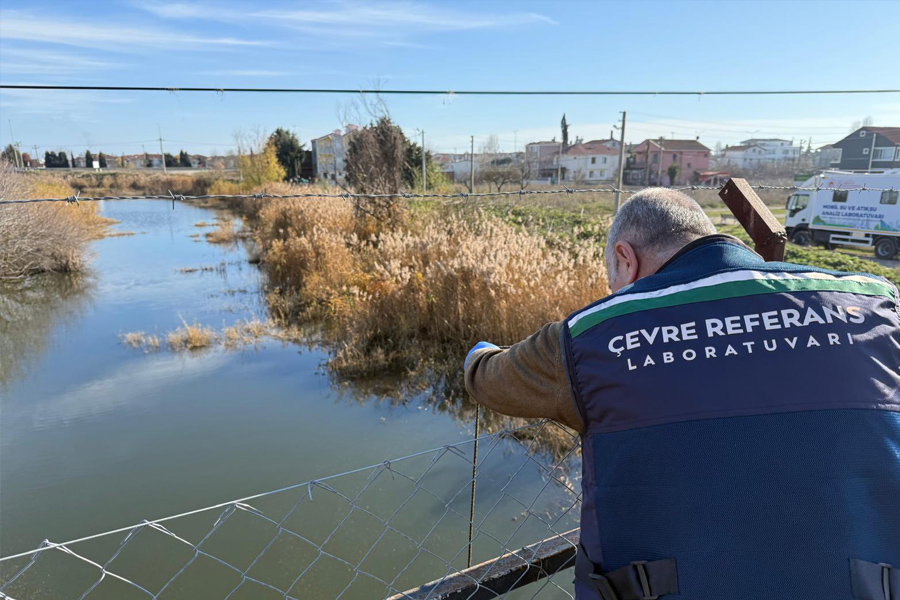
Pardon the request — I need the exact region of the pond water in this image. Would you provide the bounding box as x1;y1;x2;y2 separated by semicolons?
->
0;200;579;599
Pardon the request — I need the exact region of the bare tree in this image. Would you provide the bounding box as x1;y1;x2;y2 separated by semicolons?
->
850;116;874;132
345;117;407;221
478;135;520;192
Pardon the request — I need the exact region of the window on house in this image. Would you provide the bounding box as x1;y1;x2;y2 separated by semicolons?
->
589;171;595;178
863;148;870;155
602;157;607;164
687;163;692;168
672;154;677;161
652;154;659;164
881;190;899;205
832;190;849;202
591;157;596;164
873;147;896;161
860;130;867;137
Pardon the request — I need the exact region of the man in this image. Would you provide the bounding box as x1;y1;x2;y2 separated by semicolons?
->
465;188;900;600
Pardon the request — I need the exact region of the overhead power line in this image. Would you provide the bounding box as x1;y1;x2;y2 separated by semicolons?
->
1;84;899;96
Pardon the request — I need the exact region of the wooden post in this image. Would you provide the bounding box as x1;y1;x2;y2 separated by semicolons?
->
388;528;579;600
718;178;787;262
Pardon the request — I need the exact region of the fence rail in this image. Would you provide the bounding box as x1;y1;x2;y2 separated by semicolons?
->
0;420;582;600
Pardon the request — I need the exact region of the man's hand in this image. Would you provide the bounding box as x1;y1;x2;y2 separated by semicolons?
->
465;341;499;369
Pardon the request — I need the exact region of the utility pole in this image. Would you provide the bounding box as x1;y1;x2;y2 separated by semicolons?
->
142;144;148;169
469;135;475;193
7;119;22;168
69;149;75;170
557;140;563;184
657;137;665;186
420;129;426;193
158;125;167;174
32;145;39;168
614;111;627;213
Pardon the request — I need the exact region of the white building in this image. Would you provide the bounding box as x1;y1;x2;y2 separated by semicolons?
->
722;138;801;169
311;125;359;182
559;140;620;183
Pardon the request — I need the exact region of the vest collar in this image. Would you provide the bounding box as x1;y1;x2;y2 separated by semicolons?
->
655;234;763;276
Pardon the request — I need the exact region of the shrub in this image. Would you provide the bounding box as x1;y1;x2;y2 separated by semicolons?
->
0;162;110;278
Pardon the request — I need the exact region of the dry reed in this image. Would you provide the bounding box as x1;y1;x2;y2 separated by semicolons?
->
255;194;609;375
166;321;217;351
1;162;113;278
120;331;161;352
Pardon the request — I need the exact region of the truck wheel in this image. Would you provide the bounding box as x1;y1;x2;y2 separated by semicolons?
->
874;237;898;260
790;229;812;246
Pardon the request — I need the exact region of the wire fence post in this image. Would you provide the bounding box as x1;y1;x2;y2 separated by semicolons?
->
467;404;481;568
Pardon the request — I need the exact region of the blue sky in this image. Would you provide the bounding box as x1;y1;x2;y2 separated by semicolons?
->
1;0;899;158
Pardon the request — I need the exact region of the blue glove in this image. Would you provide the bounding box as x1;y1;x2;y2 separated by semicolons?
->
465;341;500;369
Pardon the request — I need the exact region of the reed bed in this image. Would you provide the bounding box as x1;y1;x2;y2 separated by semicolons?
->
255;196;609;376
0;163;114;278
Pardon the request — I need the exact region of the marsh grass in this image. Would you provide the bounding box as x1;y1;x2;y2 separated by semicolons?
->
1;163;115;278
255;195;609;376
166;321;217;351
205;220;244;245
120;331;161;352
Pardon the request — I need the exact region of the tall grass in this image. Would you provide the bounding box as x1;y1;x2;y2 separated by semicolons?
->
0;163;112;278
256;196;609;375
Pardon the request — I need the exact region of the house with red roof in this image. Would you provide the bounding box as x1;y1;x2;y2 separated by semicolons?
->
626;138;711;186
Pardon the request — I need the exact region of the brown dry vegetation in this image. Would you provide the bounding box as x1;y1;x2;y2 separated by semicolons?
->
255;194;609;376
0;163;115;278
165;321;217;351
120;331;161;352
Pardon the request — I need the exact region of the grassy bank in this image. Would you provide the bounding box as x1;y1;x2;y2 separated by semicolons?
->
0;164;115;278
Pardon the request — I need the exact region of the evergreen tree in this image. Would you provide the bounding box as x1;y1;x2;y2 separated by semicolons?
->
179;150;192;167
99;153;108;168
2;144;17;164
85;150;94;167
58;151;70;168
164;153;178;168
270;128;304;180
561;114;569;149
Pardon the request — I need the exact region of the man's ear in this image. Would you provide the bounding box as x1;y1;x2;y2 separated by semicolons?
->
614;241;640;289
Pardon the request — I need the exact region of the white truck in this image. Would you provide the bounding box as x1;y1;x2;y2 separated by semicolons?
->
785;169;900;259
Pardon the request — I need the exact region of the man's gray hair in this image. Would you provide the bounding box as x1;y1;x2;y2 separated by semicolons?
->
606;187;717;274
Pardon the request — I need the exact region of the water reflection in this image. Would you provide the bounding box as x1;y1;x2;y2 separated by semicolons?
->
0;272;94;387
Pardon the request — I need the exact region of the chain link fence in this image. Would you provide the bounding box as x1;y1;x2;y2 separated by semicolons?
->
0;419;581;600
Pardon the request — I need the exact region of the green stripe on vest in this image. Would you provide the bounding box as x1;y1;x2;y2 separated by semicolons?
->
570;278;895;338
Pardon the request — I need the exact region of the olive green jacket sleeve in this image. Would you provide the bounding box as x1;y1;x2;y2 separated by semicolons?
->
463;321;584;433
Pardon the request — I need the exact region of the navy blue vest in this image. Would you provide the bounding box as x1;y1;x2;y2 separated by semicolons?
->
562;236;900;599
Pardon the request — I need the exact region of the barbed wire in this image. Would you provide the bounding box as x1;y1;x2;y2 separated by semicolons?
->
0;183;896;206
3;84;899;96
0;419;582;600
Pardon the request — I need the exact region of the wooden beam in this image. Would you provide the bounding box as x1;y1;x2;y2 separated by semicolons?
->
718;178;787;262
388;529;579;600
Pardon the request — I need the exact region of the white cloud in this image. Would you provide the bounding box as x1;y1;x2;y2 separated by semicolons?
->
198;69;294;77
0;10;272;51
138;1;556;44
0;48;122;75
0;88;134;119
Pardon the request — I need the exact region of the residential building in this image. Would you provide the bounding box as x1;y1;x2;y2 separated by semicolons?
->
721;144;768;169
525;140;562;181
720;139;801;169
558;140;619;183
831;127;900;171
626;138;711;186
741;138;801;163
311;125;359;182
